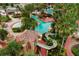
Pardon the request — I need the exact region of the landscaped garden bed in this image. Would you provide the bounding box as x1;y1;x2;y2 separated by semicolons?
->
0;40;22;56
0;15;11;22
12;14;21;18
71;44;79;56
12;27;24;33
0;29;8;41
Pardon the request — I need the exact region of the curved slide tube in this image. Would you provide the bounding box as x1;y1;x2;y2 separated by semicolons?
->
37;40;57;50
37;33;57;50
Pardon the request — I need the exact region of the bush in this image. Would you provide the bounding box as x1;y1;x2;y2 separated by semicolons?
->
47;4;79;56
0;40;22;56
12;14;21;18
0;16;11;22
72;44;79;56
21;17;37;30
21;4;38;30
7;40;22;56
48;43;65;56
0;29;8;41
0;48;9;56
12;27;24;33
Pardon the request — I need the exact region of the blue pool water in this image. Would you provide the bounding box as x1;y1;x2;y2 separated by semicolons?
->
31;15;52;34
43;7;54;15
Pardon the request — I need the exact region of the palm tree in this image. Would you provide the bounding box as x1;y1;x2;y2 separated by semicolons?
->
21;4;38;30
20;4;48;30
0;29;8;41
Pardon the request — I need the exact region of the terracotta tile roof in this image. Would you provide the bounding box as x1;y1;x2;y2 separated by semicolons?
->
40;17;55;22
16;30;41;42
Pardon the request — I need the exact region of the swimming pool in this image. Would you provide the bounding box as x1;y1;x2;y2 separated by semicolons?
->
31;15;52;34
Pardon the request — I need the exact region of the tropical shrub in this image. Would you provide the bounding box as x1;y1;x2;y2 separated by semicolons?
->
0;40;22;56
12;14;21;18
54;4;79;38
12;27;24;33
21;4;38;30
0;29;8;41
48;43;65;56
72;44;79;56
0;16;11;22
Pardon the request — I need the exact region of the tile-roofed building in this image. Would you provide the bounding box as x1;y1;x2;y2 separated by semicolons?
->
16;30;41;42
